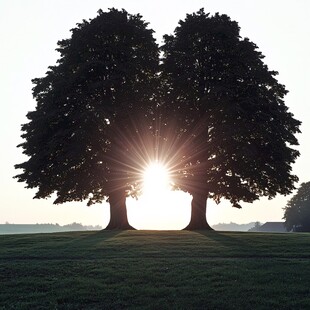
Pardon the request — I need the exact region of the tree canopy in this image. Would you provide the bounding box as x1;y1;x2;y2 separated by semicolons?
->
15;8;159;209
161;9;300;207
160;9;300;229
283;182;310;232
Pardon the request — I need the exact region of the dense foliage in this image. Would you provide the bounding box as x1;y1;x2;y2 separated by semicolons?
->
283;182;310;232
15;9;159;207
161;9;301;211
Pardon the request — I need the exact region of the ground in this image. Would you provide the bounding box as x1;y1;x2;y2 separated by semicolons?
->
1;230;310;309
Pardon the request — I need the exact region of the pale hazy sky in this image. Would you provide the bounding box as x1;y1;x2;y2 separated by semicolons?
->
1;0;309;229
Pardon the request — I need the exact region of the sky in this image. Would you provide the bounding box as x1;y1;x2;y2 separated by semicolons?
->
1;0;309;229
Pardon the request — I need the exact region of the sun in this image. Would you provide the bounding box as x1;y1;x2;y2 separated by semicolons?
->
143;161;171;194
127;160;191;230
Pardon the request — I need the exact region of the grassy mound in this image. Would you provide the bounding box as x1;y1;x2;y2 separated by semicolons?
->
1;230;310;309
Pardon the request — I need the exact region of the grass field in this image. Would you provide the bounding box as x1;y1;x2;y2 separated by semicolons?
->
1;230;310;309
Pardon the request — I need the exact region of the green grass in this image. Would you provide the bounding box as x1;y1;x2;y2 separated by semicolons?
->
1;230;310;309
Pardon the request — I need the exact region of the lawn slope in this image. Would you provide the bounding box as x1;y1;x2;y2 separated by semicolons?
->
1;230;309;309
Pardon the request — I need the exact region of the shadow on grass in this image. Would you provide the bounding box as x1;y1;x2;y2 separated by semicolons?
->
66;229;124;247
195;230;260;258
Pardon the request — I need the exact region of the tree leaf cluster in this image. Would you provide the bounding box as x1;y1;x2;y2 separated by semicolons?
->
161;9;300;208
15;8;159;206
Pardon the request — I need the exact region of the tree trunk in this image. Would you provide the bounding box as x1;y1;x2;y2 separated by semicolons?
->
184;193;213;230
104;190;135;230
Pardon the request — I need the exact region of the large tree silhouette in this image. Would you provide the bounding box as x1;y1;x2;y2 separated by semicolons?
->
15;9;159;229
161;9;301;230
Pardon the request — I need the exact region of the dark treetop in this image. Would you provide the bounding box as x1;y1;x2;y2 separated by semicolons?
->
15;8;159;206
161;9;301;209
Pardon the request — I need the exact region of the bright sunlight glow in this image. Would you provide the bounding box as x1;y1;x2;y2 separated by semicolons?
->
143;162;171;194
126;161;191;230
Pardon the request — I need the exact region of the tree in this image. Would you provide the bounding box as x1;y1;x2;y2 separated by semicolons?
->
161;9;301;230
283;182;310;232
248;221;262;232
14;8;159;229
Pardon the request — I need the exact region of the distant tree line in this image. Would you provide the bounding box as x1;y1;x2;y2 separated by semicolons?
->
0;223;102;234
